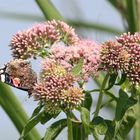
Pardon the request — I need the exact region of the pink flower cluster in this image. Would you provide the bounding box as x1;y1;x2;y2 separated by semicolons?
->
101;32;140;85
11;20;79;59
33;60;84;114
100;41;130;71
51;39;101;81
117;32;140;85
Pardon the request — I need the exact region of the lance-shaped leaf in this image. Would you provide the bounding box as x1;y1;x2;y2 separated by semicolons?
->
30;102;44;119
104;120;115;140
83;92;92;111
0;83;41;140
71;58;84;76
118;107;136;139
20;112;43;139
115;73;126;85
91;116;108;136
81;107;91;135
43;119;67;140
106;73;118;90
20;111;52;139
115;89;137;121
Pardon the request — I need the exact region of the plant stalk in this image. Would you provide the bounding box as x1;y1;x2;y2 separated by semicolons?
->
35;0;63;20
0;83;41;140
94;73;109;117
134;96;140;140
67;112;73;140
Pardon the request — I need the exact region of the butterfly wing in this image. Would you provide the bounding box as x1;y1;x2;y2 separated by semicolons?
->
0;67;29;91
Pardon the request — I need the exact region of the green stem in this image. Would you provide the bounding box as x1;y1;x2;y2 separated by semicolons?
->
94;73;109;118
85;89;100;93
0;83;41;140
134;96;140;140
35;0;63;20
67;112;73;140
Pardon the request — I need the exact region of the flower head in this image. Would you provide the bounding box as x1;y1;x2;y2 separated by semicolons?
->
100;32;140;85
34;60;75;100
32;59;84;114
56;20;79;45
117;33;140;85
61;87;84;109
41;58;67;79
123;43;140;85
117;32;140;46
100;41;130;72
10;20;79;59
51;39;101;81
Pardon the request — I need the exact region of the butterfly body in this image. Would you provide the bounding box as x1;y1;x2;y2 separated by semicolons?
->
0;59;37;95
0;65;29;91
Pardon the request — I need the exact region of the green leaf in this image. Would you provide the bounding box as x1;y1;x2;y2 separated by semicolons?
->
136;86;140;96
133;0;140;31
115;134;124;140
71;58;84;76
106;73;118;90
35;0;63;20
115;89;137;121
115;73;126;85
40;112;52;124
81;107;91;135
91;117;108;135
121;79;132;91
20;111;44;139
83;92;92;111
91;129;99;140
104;120;115;140
118;107;136;139
30;102;43;119
43;119;67;140
126;0;136;32
38;49;49;58
0;83;41;140
95;122;107;135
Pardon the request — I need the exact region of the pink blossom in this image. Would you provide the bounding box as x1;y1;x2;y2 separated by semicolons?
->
10;20;79;59
101;32;140;85
50;39;101;81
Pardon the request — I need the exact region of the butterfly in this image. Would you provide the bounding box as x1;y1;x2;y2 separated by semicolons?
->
0;64;29;91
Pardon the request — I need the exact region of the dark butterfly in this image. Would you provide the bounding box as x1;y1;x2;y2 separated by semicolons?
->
0;65;29;91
